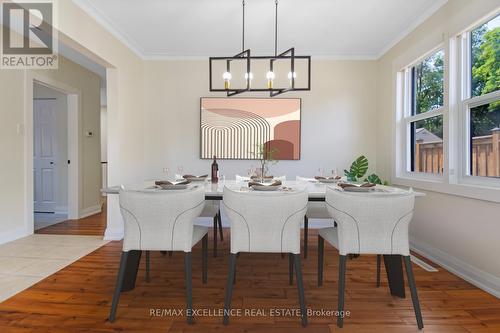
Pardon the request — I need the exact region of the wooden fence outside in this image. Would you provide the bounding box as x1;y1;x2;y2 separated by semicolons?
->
415;128;500;177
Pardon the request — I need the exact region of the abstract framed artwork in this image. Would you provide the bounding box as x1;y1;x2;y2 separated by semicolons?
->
200;97;301;160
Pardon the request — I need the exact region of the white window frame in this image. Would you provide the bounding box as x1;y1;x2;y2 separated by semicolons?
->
455;16;500;188
396;45;446;183
394;10;500;203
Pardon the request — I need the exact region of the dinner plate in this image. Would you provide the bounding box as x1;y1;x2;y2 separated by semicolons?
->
251;185;280;191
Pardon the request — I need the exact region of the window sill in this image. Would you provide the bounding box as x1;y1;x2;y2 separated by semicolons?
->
392;175;500;203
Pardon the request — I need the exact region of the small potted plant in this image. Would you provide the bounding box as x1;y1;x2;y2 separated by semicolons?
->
253;143;278;181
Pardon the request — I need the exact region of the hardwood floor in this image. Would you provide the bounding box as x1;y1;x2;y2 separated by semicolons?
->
35;203;106;236
2;207;500;332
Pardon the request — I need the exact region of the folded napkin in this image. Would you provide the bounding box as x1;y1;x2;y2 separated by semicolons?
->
250;175;274;180
155;180;190;186
338;182;375;189
315;176;341;180
248;180;282;187
183;174;208;179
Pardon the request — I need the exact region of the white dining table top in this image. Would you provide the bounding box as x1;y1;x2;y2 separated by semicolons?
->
102;179;424;199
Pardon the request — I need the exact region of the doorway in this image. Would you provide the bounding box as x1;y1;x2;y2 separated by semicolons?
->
33;83;69;230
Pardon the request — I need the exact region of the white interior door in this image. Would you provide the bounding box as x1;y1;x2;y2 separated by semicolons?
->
33;99;58;213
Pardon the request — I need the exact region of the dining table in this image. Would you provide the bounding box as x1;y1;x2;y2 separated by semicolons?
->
102;179;423;299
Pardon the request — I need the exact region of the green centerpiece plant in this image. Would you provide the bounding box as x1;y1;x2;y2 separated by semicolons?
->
344;155;388;185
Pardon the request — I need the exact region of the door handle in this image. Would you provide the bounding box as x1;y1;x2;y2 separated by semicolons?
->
50;162;54;165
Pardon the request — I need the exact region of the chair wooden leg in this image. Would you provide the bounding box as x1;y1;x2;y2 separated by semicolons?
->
202;234;208;284
403;256;424;329
288;253;294;285
293;254;308;327
213;216;218;257
145;251;151;283
217;210;224;241
184;252;193;324
303;216;309;258
318;235;324;287
223;253;237;325
109;251;129;322
337;255;347;328
376;254;381;287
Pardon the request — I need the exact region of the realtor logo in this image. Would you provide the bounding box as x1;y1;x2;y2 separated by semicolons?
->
1;0;58;69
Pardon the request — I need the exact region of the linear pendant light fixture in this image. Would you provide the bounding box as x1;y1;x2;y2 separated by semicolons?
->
209;0;311;97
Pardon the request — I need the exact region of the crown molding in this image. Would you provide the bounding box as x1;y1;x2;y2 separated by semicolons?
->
71;0;145;59
141;53;379;61
72;0;448;62
376;0;448;59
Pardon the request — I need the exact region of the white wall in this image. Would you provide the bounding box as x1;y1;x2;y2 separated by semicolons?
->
101;106;107;191
32;56;102;216
33;83;68;212
376;0;500;296
143;59;379;180
0;0;145;243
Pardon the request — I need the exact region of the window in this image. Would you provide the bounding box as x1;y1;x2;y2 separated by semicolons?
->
412;51;444;115
403;49;445;175
394;10;500;201
471;15;500;98
462;14;500;179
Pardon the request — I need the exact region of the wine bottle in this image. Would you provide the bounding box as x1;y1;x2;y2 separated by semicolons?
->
211;155;219;183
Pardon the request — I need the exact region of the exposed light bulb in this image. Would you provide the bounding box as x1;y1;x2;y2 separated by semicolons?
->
244;72;254;87
266;71;275;89
287;71;297;80
223;71;232;89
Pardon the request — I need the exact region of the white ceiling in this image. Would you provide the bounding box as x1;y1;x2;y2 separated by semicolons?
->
72;0;448;60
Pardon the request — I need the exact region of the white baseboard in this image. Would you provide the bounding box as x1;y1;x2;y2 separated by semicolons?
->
410;237;500;299
79;204;102;219
0;227;30;245
103;227;123;241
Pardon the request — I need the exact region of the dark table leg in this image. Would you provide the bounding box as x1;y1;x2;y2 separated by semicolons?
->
383;254;405;298
121;250;142;292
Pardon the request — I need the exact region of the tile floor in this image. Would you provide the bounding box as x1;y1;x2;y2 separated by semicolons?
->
0;234;108;302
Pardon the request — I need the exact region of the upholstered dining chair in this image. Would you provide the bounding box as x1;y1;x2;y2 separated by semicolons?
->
296;176;334;258
318;187;423;329
109;186;208;325
199;200;223;257
222;186;309;326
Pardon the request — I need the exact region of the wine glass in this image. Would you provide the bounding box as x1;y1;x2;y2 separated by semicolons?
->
318;166;324;177
162;167;170;180
331;167;338;178
177;165;184;178
248;165;255;177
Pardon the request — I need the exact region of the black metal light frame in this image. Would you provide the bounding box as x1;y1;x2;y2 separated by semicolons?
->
208;0;311;97
209;49;311;97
